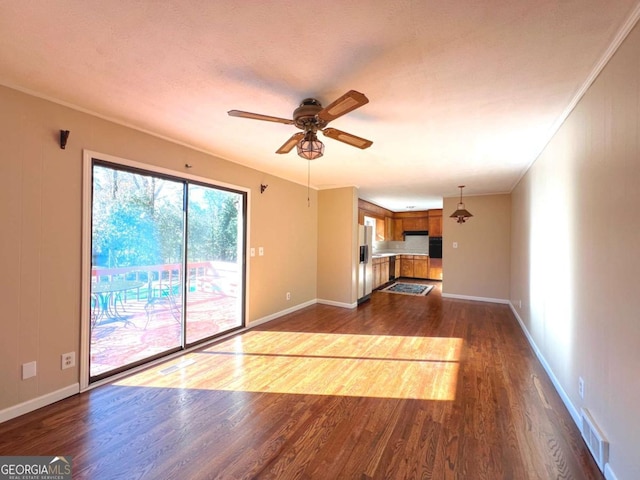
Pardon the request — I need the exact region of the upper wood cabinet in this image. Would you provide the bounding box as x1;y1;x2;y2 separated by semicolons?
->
358;200;444;239
384;216;394;241
358;199;395;241
375;220;385;241
392;219;404;241
428;209;443;236
402;216;428;232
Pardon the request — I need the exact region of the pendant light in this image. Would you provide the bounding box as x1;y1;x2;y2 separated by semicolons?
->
450;185;473;224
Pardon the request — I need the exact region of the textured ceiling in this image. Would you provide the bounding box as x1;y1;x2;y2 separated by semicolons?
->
1;1;638;211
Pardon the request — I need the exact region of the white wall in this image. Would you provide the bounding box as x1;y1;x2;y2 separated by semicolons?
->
510;22;640;480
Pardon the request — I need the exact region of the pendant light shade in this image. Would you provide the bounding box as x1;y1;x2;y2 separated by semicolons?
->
297;131;324;160
450;185;473;223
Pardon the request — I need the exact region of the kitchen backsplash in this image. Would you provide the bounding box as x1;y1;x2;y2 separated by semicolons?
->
373;235;429;254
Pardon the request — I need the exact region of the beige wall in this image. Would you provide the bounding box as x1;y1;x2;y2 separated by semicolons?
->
317;187;358;307
0;85;318;413
510;23;640;480
442;194;511;301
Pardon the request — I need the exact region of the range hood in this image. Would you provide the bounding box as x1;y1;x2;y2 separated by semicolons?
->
403;230;429;236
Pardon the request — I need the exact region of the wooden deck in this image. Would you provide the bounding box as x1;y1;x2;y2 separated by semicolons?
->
90;291;241;378
0;282;602;479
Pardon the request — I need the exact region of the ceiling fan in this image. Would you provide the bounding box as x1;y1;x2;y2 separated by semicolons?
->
228;90;373;159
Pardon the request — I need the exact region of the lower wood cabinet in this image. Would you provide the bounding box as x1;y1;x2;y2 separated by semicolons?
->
372;257;390;290
372;261;380;289
428;258;442;280
376;254;441;285
398;255;435;280
400;255;414;277
414;257;428;279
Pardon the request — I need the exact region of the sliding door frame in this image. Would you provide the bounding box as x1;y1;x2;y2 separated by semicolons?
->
80;150;250;391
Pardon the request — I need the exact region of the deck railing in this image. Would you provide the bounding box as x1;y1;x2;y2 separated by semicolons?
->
91;261;237;300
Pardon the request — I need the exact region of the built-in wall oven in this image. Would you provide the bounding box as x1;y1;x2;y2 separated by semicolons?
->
429;237;442;259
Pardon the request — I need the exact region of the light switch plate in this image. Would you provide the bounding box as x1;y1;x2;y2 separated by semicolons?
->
453;242;458;248
250;247;255;257
259;247;264;256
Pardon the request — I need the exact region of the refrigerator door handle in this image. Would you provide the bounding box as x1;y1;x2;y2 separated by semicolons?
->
359;245;368;264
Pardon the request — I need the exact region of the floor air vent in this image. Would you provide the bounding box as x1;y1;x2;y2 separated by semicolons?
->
580;408;609;471
159;358;195;376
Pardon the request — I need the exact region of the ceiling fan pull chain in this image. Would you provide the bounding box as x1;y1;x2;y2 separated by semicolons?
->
307;159;311;207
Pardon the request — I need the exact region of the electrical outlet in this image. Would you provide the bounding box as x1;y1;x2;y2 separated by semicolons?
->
578;377;585;399
286;292;291;301
62;352;76;370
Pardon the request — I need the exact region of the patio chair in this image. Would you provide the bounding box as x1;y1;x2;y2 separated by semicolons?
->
144;281;182;329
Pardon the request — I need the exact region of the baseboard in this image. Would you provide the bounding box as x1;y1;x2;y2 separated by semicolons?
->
317;298;357;309
509;303;624;477
507;302;581;426
604;463;619;480
0;383;80;424
442;293;509;304
249;299;318;327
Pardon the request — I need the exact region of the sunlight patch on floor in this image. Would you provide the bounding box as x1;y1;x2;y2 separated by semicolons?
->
114;332;463;401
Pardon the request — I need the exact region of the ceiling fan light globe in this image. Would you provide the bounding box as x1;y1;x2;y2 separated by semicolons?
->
297;132;324;160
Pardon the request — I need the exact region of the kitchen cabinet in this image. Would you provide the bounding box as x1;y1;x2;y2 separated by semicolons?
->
381;258;389;286
402;217;428;232
414;257;429;279
385;216;394;241
400;255;414;278
372;259;380;289
428;209;443;236
372;256;390;289
392;219;404;241
428;258;443;280
395;257;401;279
375;219;385;241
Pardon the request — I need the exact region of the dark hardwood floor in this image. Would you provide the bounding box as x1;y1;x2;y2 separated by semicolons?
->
0;282;602;479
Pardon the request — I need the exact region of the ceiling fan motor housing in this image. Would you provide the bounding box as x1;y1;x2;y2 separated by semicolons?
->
293;98;327;131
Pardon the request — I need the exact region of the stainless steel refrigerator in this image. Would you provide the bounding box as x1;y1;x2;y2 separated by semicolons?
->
357;225;374;303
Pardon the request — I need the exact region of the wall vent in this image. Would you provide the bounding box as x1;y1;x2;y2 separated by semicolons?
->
580;408;609;471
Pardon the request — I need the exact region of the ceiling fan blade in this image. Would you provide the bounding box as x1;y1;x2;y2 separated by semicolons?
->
317;90;369;123
276;132;304;154
228;110;294;125
322;128;373;149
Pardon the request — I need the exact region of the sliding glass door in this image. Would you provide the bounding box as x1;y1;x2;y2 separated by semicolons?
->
185;184;243;344
89;160;245;381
